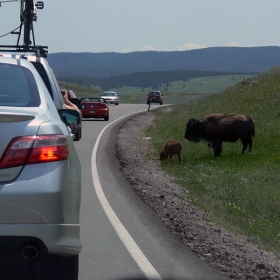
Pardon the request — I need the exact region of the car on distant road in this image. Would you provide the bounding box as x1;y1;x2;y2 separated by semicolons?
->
147;90;163;105
100;91;119;105
0;54;82;280
80;97;109;121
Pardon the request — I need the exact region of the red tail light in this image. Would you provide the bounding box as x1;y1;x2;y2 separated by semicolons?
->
0;135;69;169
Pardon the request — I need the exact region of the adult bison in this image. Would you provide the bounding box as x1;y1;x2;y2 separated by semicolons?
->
184;113;255;157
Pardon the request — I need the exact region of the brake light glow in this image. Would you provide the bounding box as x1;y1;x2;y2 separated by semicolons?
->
0;135;69;169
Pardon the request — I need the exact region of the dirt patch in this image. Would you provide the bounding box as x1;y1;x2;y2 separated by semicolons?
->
116;112;280;280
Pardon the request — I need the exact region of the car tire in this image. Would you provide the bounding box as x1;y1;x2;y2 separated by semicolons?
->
40;254;79;280
78;127;82;139
74;128;81;141
160;102;163;105
104;114;109;121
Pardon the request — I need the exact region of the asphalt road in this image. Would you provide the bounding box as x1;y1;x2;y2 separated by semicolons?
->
74;104;229;280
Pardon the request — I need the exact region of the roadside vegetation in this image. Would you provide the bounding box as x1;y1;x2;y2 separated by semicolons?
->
59;74;254;104
144;66;280;256
110;75;254;104
58;81;103;97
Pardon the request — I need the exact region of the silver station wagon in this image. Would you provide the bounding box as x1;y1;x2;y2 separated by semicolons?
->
0;55;82;280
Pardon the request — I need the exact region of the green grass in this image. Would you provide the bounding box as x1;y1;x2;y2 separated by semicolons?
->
144;67;280;255
58;81;103;97
90;74;254;104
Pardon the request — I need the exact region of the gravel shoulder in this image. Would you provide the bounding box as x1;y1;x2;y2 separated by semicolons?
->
116;110;280;280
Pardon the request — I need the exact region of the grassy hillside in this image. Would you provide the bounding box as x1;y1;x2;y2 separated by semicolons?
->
59;74;254;104
145;66;280;255
105;74;254;104
58;81;103;97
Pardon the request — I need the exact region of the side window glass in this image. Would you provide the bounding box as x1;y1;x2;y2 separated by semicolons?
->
31;62;53;99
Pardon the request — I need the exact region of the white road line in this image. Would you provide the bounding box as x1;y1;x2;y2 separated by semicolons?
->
91;111;163;280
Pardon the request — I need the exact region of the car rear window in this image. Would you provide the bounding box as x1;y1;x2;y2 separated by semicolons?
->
0;63;40;107
149;91;160;96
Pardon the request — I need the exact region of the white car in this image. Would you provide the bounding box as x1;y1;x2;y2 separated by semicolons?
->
100;91;119;105
0;55;82;280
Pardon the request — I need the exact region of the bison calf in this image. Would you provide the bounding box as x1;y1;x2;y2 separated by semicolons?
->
184;113;255;157
160;140;182;163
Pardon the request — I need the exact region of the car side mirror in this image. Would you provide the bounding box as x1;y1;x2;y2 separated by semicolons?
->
58;109;82;141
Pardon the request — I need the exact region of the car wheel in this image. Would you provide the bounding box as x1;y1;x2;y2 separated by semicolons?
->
79;127;82;139
74;128;81;141
160;102;163;105
104;114;109;121
40;254;79;280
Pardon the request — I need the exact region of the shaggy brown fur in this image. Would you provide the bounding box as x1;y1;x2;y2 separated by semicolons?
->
184;113;255;157
160;140;182;163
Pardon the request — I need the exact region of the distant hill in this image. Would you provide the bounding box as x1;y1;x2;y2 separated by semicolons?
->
59;70;256;91
47;46;280;78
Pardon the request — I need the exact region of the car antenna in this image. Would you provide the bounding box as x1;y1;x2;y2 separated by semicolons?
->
0;0;48;57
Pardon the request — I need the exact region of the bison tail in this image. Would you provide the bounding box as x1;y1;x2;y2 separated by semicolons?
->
251;121;255;137
246;116;255;137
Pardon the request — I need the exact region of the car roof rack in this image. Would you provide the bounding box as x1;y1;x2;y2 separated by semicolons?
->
0;45;48;58
0;1;48;58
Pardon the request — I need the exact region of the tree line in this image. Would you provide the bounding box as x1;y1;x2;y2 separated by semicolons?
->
48;47;280;78
58;70;256;91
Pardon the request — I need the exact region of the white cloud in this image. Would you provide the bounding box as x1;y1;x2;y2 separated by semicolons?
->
140;45;156;51
177;43;207;51
121;48;132;53
225;42;241;47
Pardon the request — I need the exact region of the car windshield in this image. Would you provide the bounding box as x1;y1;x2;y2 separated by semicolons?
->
149;92;160;96
103;92;115;96
0;63;40;107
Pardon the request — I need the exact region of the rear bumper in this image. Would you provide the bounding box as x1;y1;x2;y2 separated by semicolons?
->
81;110;108;118
0;223;81;258
104;99;118;104
82;114;107;118
0;168;81;258
147;100;162;103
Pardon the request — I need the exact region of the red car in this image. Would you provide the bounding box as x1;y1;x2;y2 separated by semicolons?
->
80;97;109;121
147;90;163;105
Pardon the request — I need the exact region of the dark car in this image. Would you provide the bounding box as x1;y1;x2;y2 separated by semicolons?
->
80;97;109;121
147;90;163;105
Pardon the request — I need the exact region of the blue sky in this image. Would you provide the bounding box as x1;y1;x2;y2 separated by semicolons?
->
0;0;279;54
